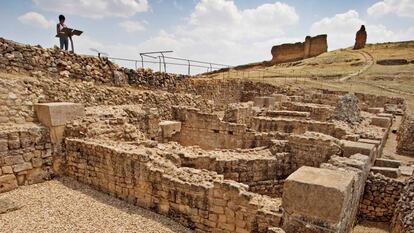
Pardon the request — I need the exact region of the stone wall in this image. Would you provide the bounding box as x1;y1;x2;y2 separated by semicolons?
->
391;177;414;233
397;110;414;156
250;117;348;139
65;139;283;233
359;173;405;222
0;125;54;193
287;132;342;171
271;35;327;64
0;74;212;125
280;102;333;121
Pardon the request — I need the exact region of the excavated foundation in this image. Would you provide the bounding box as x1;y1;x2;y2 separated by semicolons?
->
1;37;413;233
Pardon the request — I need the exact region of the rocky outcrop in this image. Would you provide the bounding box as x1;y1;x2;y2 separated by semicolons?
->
333;93;362;123
271;35;327;64
353;25;367;50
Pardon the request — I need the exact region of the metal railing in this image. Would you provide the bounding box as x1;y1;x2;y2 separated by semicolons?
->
106;54;230;75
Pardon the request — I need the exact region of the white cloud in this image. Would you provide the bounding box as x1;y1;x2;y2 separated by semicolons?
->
367;0;414;18
119;20;146;33
310;10;411;49
18;11;54;29
32;0;149;19
74;0;300;72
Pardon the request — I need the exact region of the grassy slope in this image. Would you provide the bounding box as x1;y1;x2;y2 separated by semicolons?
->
204;41;414;109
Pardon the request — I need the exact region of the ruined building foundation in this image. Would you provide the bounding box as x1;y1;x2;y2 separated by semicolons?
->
1;37;413;233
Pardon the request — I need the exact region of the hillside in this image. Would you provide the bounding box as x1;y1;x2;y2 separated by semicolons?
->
204;41;414;109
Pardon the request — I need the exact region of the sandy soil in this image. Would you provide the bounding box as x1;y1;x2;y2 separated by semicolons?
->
0;177;193;233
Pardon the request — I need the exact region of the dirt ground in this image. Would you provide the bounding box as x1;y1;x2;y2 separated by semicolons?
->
352;220;390;233
0;177;193;233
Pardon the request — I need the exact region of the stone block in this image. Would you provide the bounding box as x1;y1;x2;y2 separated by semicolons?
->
374;158;402;168
12;162;33;173
34;102;85;127
358;138;381;147
367;108;384;114
0;174;18;193
341;140;376;159
371;166;401;178
253;97;276;109
267;227;285;233
283;166;354;225
371;116;391;128
159;121;181;139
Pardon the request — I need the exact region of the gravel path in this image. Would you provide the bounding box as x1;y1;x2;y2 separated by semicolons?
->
0;177;193;233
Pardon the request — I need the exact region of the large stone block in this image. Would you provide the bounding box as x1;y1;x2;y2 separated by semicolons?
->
34;102;85;127
341;140;376;160
370;116;391;128
0;174;18;193
253;97;276;109
283;166;354;226
159;121;181;139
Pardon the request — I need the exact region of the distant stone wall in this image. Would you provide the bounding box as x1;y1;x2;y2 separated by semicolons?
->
65;139;283;233
0;125;54;193
397;110;414;156
271;35;327;64
359;173;405;222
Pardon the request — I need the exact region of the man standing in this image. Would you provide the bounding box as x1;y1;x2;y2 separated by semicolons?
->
56;15;69;51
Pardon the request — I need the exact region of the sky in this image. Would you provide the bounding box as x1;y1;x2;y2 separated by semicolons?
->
0;0;413;74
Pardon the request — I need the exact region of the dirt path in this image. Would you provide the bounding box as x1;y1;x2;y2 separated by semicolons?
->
339;50;374;82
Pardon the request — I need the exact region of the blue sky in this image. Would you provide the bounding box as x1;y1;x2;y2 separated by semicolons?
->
1;0;413;73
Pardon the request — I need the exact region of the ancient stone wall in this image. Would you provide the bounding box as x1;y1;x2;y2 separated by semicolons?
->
397;110;414;156
391;177;414;233
65;139;283;233
0;37;186;88
280;102;333;121
0;74;212;125
359;173;405;222
250;117;348;139
287;132;342;171
0;125;54;193
271;35;327;64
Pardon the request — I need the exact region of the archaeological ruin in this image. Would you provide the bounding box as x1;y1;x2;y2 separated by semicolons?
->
0;37;413;233
271;34;328;64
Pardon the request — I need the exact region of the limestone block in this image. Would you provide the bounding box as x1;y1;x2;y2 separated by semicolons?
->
253;97;276;109
34;102;85;127
159;121;181;138
283;166;354;225
0;174;18;193
341;140;376;159
371;116;391;128
371;166;401;178
374;158;402;168
367;108;384;114
358;138;381;147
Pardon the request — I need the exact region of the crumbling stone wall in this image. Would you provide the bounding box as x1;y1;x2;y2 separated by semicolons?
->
172;106;258;150
287;132;342;171
396;110;414;156
250;117;348;139
391;177;414;233
280;102;333;121
359;173;405;222
0;37;186;88
0;74;212;125
271;35;327;64
65;139;283;233
0;125;54;193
